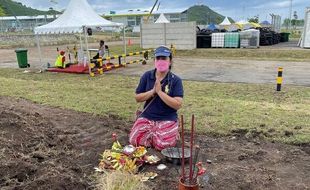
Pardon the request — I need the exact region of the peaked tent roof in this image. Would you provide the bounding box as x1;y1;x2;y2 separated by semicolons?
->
155;13;170;23
219;17;231;25
34;0;122;34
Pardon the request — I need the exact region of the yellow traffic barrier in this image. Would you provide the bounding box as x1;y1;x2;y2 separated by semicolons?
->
89;49;154;77
170;44;176;57
276;67;283;91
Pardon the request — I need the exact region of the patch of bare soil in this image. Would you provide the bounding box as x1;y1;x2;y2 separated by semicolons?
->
0;96;309;190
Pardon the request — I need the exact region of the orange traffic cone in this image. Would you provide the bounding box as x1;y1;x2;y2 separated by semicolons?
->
128;39;132;46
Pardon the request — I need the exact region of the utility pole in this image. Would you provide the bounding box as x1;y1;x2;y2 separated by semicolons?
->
145;0;158;23
288;0;293;31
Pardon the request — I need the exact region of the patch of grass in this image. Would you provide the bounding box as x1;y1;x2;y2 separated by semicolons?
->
176;48;310;62
0;68;309;145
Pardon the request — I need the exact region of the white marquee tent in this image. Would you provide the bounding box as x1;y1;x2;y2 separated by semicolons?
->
34;0;124;66
155;13;170;24
219;17;231;26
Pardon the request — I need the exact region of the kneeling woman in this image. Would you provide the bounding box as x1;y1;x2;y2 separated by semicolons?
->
129;46;183;150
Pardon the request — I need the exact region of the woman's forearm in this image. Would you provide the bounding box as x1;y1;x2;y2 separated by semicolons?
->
157;91;182;110
135;89;155;102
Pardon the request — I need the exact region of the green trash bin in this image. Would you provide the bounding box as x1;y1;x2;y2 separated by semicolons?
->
15;49;29;68
280;33;290;42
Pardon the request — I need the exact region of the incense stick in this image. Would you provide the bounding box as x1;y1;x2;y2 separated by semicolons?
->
181;115;185;181
189;115;195;183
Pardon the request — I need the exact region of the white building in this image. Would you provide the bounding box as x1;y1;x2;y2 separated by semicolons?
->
0;15;59;32
104;9;188;27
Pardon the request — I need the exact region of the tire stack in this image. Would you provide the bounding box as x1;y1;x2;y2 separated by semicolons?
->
272;31;280;44
259;27;274;46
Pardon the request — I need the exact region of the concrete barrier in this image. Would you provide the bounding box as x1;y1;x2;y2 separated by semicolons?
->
141;22;196;50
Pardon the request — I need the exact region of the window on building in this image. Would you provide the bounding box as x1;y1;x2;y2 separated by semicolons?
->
128;21;136;26
154;15;159;20
169;14;180;19
136;16;141;25
127;16;136;26
180;13;188;22
168;14;180;23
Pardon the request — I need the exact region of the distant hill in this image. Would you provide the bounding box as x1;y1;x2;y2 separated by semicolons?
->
184;5;234;25
0;0;60;16
0;6;5;16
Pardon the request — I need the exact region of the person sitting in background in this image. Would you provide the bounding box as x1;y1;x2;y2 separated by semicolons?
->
93;40;109;67
93;40;106;59
55;50;66;68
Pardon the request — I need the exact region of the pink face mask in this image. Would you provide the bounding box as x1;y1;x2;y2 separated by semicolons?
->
155;60;170;72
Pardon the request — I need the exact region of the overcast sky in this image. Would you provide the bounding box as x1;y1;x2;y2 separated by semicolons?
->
15;0;310;21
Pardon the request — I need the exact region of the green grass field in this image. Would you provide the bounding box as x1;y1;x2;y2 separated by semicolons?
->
0;68;309;145
177;48;310;62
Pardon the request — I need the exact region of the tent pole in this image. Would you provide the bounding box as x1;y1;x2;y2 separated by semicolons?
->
123;26;126;63
79;32;83;52
35;34;43;68
140;24;142;48
79;32;83;65
84;26;91;64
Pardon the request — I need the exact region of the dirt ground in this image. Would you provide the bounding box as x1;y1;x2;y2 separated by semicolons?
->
0;96;309;190
0;40;309;86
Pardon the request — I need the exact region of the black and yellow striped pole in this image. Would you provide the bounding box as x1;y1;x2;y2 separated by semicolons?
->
276;67;283;91
97;56;103;75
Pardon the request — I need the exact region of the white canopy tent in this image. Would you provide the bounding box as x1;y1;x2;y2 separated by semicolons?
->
155;13;170;23
301;7;310;48
219;17;231;26
34;0;124;66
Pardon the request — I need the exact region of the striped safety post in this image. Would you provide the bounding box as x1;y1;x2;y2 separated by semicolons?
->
97;56;103;75
276;67;283;91
89;62;96;77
